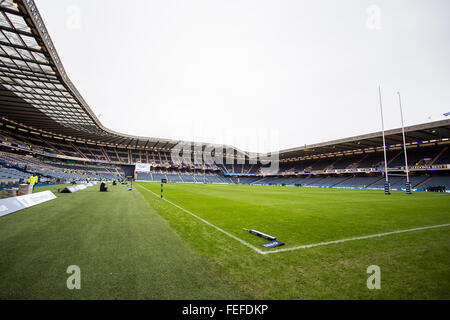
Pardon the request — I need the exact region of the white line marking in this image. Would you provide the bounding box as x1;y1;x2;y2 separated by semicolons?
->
137;183;450;255
264;223;450;254
137;184;265;255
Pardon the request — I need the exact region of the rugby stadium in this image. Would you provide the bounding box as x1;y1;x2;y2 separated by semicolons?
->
0;0;449;302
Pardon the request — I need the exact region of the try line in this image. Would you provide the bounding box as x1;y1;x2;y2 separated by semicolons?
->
137;183;450;255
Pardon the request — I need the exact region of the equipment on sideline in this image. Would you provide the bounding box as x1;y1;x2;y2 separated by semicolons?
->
244;228;276;241
161;178;167;198
2;188;17;199
0;191;57;218
100;182;108;192
244;228;285;248
18;184;32;196
262;240;285;248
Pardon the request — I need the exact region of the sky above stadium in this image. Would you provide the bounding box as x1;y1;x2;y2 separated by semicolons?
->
34;0;450;153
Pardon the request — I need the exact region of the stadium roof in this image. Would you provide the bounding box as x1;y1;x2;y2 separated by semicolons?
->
0;0;449;160
279;119;450;160
0;0;229;151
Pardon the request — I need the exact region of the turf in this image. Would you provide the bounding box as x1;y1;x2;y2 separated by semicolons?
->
1;182;449;299
0;183;248;299
136;182;450;299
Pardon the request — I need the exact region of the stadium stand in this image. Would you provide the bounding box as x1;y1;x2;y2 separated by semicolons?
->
334;176;383;188
2;115;450;190
0;0;449;192
0;150;124;186
419;175;450;190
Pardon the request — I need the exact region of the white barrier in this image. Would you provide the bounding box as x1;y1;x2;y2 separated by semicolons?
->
0;191;57;218
62;181;99;193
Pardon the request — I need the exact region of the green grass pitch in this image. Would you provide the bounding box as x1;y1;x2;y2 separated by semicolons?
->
0;182;449;299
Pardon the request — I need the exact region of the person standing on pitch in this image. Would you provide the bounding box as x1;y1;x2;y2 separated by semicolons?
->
28;173;38;192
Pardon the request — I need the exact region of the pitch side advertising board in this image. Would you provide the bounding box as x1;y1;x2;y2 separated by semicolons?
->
0;191;57;218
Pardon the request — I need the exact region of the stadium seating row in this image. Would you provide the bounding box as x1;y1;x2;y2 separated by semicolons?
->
2;125;450;177
0;151;124;186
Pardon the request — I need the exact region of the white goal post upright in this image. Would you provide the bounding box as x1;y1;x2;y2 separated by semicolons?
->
378;85;390;195
397;92;412;194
